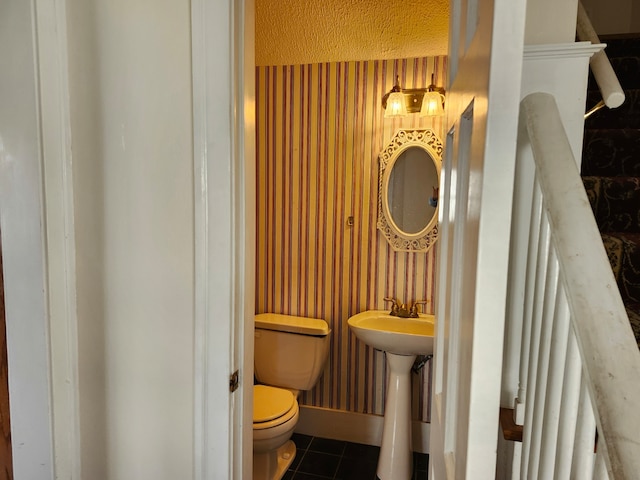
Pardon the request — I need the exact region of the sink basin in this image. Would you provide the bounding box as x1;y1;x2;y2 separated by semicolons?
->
347;309;434;355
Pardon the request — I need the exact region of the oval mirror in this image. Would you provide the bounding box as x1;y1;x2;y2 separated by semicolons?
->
377;129;443;252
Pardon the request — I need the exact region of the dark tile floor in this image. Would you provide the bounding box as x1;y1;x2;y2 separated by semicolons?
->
283;433;429;480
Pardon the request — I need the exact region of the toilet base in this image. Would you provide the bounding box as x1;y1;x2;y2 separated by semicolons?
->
253;439;296;480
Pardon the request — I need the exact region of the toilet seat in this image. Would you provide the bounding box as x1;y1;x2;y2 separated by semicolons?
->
253;385;297;430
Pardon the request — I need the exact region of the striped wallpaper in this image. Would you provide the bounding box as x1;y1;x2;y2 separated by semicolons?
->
256;56;447;422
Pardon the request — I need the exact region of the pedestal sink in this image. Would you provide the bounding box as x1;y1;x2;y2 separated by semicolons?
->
347;310;435;480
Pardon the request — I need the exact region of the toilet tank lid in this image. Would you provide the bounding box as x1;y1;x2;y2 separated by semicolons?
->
255;313;330;336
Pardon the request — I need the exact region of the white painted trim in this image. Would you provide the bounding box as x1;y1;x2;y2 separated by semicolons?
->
295;406;431;454
192;0;252;478
234;0;256;477
191;0;233;475
523;41;603;59
0;1;56;477
34;0;81;477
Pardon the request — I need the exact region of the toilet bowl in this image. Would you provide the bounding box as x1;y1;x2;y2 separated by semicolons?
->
253;385;299;480
252;313;331;480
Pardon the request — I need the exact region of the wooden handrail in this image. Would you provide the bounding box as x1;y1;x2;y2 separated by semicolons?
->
577;1;625;109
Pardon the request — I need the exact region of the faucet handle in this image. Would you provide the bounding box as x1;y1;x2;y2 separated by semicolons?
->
383;297;400;315
409;300;428;317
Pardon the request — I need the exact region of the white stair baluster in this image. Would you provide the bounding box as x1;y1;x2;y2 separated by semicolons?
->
539;287;571;478
553;325;582;480
570;379;596;479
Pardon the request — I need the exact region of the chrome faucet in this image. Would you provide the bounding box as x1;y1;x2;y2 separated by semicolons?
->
384;298;428;318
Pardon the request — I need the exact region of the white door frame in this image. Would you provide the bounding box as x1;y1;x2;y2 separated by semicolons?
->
191;0;255;478
2;0;253;478
33;0;81;477
0;0;75;478
430;0;527;478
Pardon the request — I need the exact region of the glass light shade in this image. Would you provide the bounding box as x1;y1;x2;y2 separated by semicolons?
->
385;91;408;118
420;91;445;117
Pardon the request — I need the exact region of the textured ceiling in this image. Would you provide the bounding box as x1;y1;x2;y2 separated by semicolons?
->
255;0;450;66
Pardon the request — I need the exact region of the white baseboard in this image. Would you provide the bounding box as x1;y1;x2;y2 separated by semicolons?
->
295;405;430;454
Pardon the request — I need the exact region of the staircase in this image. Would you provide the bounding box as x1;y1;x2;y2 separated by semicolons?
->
582;35;640;346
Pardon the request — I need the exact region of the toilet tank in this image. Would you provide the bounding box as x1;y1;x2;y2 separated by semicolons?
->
254;313;331;391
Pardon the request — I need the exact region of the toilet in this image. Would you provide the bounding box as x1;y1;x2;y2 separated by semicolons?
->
253;313;331;480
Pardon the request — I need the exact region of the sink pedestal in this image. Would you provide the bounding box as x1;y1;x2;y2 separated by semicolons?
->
377;352;416;480
347;310;434;480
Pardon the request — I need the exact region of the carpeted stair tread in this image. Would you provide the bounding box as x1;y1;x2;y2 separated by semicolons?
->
582;129;640;176
601;232;640;304
620;232;640;303
624;303;640;344
582;176;640;232
582;176;601;213
582;35;640;348
601;233;624;280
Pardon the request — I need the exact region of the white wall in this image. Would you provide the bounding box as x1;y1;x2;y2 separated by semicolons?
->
581;0;640;35
66;1;195;477
525;0;640;45
524;0;579;44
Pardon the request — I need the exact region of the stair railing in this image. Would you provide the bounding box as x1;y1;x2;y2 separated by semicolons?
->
577;1;625;118
505;92;640;479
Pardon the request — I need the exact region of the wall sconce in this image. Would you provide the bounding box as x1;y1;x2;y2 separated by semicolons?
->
382;75;445;118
